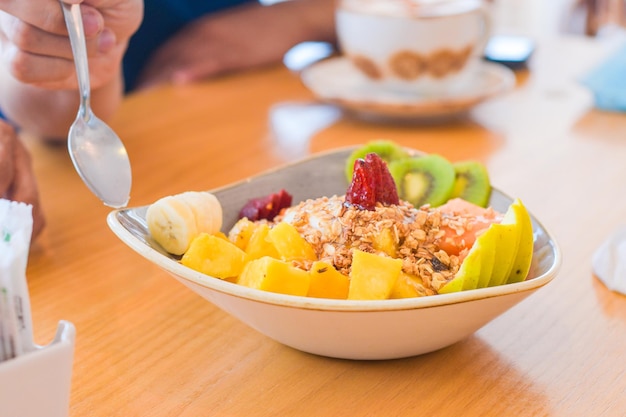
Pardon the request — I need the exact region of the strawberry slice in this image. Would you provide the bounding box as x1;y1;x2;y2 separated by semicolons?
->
346;158;377;210
345;153;399;210
367;152;399;206
239;189;293;221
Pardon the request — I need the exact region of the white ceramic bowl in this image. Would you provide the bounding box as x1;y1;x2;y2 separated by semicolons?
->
108;147;561;360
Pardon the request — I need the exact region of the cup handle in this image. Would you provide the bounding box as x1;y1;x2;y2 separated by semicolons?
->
474;4;492;56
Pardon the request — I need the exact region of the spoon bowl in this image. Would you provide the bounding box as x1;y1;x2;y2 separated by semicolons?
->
61;2;131;208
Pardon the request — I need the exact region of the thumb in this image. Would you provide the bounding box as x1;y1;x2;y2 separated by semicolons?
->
0;124;16;197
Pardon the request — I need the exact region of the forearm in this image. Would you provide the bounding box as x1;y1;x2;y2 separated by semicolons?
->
265;0;338;45
0;68;124;142
210;0;338;64
135;0;338;89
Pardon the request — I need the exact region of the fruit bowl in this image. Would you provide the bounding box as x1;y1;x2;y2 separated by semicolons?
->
107;147;561;360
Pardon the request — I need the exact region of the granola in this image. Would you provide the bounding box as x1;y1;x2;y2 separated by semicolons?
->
274;195;482;294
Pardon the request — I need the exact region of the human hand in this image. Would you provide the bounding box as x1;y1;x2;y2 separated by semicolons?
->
135;0;335;89
0;122;45;240
0;0;142;90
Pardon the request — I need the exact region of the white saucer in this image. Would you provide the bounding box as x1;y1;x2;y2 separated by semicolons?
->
300;57;516;122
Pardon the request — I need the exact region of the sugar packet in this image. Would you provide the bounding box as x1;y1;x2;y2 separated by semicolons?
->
0;199;34;361
593;225;626;295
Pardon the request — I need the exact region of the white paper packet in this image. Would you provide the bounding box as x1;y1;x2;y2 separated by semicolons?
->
592;225;626;295
0;199;35;360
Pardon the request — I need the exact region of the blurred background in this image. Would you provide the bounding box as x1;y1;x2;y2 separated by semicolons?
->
488;0;625;37
261;0;626;38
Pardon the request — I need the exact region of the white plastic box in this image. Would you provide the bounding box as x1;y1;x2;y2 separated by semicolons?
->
0;321;75;417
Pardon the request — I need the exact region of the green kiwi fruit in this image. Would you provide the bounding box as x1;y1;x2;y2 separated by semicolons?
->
449;160;491;207
345;140;410;183
388;154;456;207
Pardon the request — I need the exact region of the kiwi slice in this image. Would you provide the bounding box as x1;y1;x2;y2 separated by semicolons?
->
449;161;491;207
345;140;410;183
388;154;456;207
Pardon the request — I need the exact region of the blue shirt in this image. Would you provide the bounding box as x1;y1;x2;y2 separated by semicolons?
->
123;0;255;92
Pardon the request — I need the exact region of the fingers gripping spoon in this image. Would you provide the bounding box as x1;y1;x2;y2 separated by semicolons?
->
61;2;131;208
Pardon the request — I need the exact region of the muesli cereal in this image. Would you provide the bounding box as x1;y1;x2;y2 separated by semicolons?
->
275;194;487;293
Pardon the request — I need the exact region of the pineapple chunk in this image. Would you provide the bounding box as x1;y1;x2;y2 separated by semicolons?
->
348;250;403;300
181;233;247;279
228;217;258;250
215;231;230;241
372;227;397;258
308;261;349;299
245;223;280;260
390;272;429;298
268;222;317;262
237;256;310;296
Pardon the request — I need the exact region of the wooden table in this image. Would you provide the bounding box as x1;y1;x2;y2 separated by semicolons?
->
22;33;626;416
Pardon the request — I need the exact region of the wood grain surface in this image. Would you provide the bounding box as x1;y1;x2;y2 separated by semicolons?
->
22;33;626;416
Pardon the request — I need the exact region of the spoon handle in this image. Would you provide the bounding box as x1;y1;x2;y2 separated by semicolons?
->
60;2;91;119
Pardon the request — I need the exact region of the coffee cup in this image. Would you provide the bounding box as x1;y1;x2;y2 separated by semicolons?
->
335;0;492;95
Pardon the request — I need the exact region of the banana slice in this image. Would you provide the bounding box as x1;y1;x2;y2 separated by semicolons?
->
146;196;197;255
177;191;223;234
146;191;223;255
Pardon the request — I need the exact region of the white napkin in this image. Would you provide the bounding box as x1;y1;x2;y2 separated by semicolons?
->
581;42;626;112
592;226;626;295
0;199;34;360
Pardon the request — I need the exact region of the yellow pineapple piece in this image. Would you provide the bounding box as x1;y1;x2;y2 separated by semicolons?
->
215;231;229;241
245;223;280;260
268;222;317;262
308;261;349;299
181;233;247;279
348;250;403;300
372;227;397;258
390;272;429;298
228;217;258;250
237;256;310;296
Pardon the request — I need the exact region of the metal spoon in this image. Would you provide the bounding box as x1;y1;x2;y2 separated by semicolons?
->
61;2;131;208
